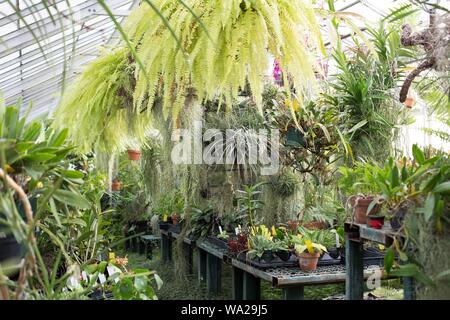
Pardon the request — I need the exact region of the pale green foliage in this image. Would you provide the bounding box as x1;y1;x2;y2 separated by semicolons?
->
53;47;151;152
125;0;324;120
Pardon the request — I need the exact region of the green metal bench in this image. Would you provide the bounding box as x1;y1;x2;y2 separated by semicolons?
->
196;239;231;296
345;222;415;300
196;237;391;300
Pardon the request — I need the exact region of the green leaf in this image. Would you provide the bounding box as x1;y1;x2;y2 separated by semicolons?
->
50;128;68;147
53;189;90;209
434;182;450;194
22;152;56;162
436;269;450;280
412;144;425;165
154;273;163;290
60;170;84;179
384;247;395;273
424;193;436;222
98;261;108;274
389;264;434;287
389;165;400;188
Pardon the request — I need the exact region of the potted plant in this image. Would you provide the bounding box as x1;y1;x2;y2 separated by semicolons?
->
273;239;291;261
349;195;381;224
127;149;141;161
271;226;291;261
295;240;327;271
246;234;275;263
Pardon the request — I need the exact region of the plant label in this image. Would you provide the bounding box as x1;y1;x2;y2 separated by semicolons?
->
98;273;107;285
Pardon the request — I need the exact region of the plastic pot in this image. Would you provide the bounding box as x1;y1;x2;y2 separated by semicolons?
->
351;196;380;224
367;215;385;229
275;250;291;262
286;127;306;148
260;250;274;263
328;247;341;259
127;149;141;161
298;252;321;271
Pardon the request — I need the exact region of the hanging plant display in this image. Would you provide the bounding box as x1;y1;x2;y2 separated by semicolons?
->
124;0;326;119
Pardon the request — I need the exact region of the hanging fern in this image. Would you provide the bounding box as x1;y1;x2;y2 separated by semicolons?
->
53;47;152;152
124;0;325;119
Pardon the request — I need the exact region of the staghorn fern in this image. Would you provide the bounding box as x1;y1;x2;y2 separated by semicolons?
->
53;47;152;152
125;0;325;120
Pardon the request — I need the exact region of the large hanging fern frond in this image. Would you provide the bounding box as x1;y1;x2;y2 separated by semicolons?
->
53;47;151;153
125;0;325;117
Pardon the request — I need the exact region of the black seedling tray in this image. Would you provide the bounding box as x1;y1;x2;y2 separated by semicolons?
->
237;252;299;269
206;236;228;250
317;253;342;266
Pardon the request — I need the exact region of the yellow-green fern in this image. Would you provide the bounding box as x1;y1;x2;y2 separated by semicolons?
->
125;0;325;118
53;47;151;152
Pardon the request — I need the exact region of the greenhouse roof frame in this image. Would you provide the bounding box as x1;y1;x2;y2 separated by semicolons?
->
0;0;443;120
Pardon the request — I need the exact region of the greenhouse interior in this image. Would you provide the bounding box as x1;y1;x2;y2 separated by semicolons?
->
0;0;449;304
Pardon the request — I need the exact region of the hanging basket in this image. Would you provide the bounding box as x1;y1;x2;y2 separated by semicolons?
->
404;97;414;109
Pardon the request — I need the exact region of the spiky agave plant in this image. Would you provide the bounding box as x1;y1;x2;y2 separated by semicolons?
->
53;47;152;152
125;0;326;120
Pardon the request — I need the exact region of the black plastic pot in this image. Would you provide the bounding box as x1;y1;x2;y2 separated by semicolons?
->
328;247;341;259
275;250;291;262
0;198;37;268
159;221;170;231
286;127;306;148
260;250;274;263
0;233;24;264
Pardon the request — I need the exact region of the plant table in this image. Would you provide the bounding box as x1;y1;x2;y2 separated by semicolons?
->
159;228;196;273
344;222;415;300
140;235;161;260
231;258;383;300
160;229;172;263
196;239;231;296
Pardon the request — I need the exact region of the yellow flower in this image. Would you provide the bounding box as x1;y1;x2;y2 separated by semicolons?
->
271;226;276;236
5;164;14;173
305;240;314;254
163;214;168;222
285;99;300;112
36;181;44;189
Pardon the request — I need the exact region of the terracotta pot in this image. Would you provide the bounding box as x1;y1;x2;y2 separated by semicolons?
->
127;149;141;161
404;97;414;109
367;215;385;229
171;215;178;225
111;180;121;191
352;196;380;224
298;252;320;271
